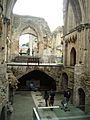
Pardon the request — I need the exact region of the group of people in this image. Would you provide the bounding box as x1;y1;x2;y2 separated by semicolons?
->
44;89;55;111
44;88;71;112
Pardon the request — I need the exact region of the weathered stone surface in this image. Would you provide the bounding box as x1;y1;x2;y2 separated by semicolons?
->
1;0;90;117
7;64;64;92
63;0;90;110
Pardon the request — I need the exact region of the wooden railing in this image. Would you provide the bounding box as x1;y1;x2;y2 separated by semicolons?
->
11;55;40;64
27;57;40;65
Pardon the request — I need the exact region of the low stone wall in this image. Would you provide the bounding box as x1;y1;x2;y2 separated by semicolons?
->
7;64;64;92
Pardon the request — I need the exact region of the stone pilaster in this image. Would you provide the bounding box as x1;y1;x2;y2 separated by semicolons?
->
0;64;7;114
73;63;90;109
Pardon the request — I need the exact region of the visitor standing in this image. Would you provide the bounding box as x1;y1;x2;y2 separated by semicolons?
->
64;89;71;103
61;89;71;111
30;82;34;91
49;89;55;111
44;90;49;106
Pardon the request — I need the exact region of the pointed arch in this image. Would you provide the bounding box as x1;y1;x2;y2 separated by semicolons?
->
70;47;76;66
78;88;85;111
18;70;56;91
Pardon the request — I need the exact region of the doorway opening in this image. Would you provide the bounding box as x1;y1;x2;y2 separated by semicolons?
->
70;47;76;66
18;70;56;91
78;88;85;111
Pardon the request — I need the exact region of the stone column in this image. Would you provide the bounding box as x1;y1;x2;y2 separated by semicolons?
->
87;28;90;74
29;35;33;56
2;17;10;63
0;64;7;117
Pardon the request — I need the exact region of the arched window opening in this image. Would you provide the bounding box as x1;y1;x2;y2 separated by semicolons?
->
70;47;76;66
19;34;38;56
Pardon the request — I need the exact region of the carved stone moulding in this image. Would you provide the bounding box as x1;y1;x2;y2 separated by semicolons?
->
77;23;90;32
65;33;77;44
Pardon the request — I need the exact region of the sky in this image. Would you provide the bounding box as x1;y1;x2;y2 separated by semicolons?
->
13;0;63;32
19;34;29;47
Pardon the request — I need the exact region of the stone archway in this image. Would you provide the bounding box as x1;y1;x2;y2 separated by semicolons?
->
17;70;56;91
70;47;76;66
78;88;85;111
62;73;68;91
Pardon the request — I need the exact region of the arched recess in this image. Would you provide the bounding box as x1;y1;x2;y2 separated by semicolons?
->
62;73;68;91
78;88;85;111
70;47;76;66
17;70;56;91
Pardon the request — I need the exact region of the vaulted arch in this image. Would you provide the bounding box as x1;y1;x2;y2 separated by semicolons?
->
18;70;56;91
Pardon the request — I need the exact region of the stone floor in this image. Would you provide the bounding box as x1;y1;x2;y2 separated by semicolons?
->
8;91;90;120
8;91;35;120
31;91;61;107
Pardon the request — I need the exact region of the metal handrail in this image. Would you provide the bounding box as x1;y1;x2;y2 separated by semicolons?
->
33;107;41;120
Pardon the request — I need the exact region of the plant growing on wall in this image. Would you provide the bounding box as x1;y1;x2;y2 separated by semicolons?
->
8;73;19;89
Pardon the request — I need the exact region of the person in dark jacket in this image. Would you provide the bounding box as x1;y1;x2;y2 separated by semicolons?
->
49;89;55;110
64;89;71;103
60;89;71;112
44;90;49;106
